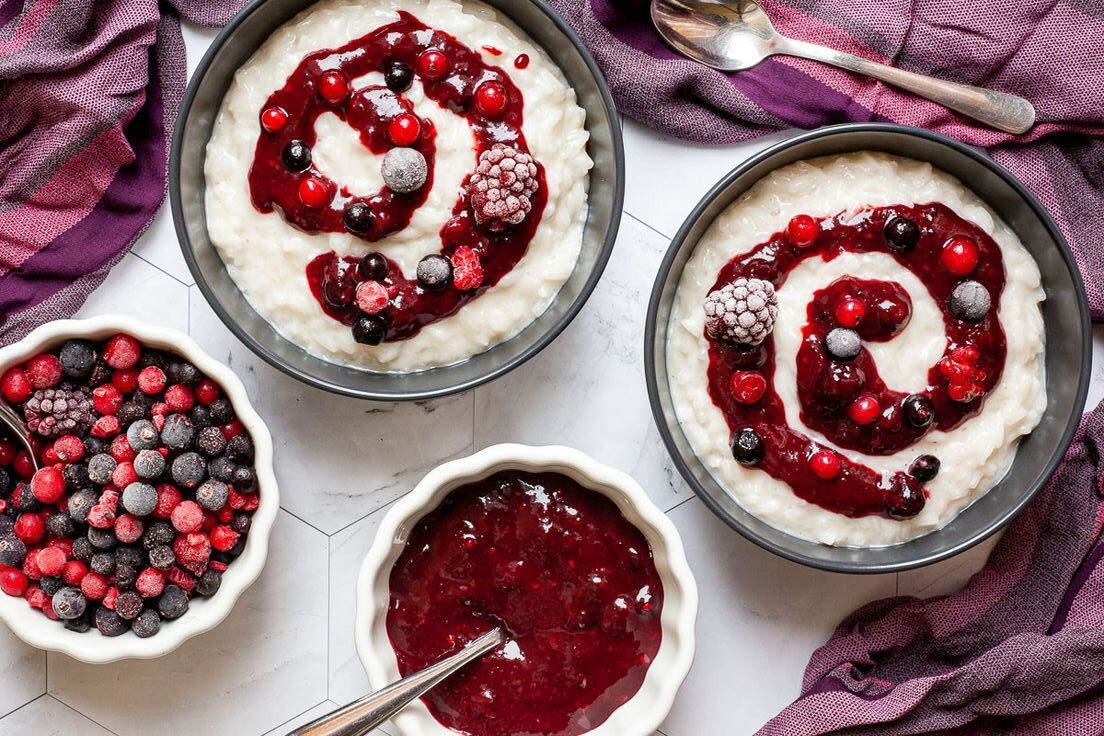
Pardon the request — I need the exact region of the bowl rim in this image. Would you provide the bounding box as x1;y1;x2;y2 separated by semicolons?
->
0;315;280;663
353;443;698;736
643;122;1092;574
169;0;625;401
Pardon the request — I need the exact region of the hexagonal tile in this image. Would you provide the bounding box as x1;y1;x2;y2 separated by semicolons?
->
658;497;897;736
474;215;689;512
74;252;189;332
48;511;328;736
187;288;475;534
0;627;45;719
0;695;112;735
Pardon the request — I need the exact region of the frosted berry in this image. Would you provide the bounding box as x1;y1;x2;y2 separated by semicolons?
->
387;113;421;147
164;384;194;413
103;334;141;370
36;547;66;577
384;61;413;92
451;246;484;291
941;237;979;276
52;587;86;620
809;450;841;480
417;49;450;80
161;414;195;451
317;70;349;103
298;177;331;208
58;340;96;378
122;482;159;516
137;366;166;394
787;214;818;247
92;384;122;415
730;372;767;405
132;608;161;638
171;500;205;533
135;568;165;598
703;278;778;346
884;216;919;251
0;532;27;565
260;106;288;133
281;140;312;172
26;354;63;389
0;568;27;597
417;254;453;290
381;147;428;193
468;143;539;231
824;328;861;361
949;280;991;322
731;428;763;466
171;452;207;489
196;479;229;511
1;368;32;403
474;81;508;117
343;202;374;234
95;606;127;636
31;467;65;504
355;280;389;314
835;297;866;328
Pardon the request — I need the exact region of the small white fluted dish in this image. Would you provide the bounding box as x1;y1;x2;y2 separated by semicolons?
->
0;315;279;663
355;443;697;736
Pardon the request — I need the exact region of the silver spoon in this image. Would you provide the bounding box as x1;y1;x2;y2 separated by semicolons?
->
650;0;1036;134
288;627;507;736
0;401;37;473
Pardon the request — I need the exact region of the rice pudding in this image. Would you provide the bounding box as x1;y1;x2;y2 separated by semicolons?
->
667;152;1046;547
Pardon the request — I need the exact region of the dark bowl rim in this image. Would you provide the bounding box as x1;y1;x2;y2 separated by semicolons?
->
643;122;1092;574
169;0;625;402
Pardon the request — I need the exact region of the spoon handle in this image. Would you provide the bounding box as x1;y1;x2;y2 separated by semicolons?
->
776;37;1036;135
287;628;506;736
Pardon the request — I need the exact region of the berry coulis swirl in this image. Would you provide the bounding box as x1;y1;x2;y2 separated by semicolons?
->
705;203;1007;520
249;12;548;345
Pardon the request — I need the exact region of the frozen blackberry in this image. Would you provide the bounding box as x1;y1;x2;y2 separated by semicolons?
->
352;315;387;346
40;577;65;596
208;398;233;425
949;281;991;322
0;535;26;567
227;434;254;463
824;328;862;361
23;385;94;438
52;587;87;620
167;361;200;386
189;405;213;429
122;482;159;516
116;401;147;426
909;454;941;482
95;606;128;636
208;455;236;483
230;513;252;535
196;480;229;511
231;465;257;492
196;426;227;457
731;428;764;466
195;569;222;597
142;522;176;550
384;61;413;92
90;552;116;576
72;536;93;562
158;585;189;620
68;488;98;523
148;544;175;569
381;147;428;193
59;340;97;378
172;452;207;489
45;512;74;538
88;526;117;550
160;414;195;451
62;462;89;489
114;590;143;620
282;139;312;172
133;449;165;480
703;278;778;346
132;608;161;638
115;546;144;570
114;564;138;591
127;419;159;451
416;254;452;291
883;216;920;251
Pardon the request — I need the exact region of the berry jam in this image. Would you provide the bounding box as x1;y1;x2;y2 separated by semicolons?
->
706;203;1007;519
249;13;548;343
387;471;663;736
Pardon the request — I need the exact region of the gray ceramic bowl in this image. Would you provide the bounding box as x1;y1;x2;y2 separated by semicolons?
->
171;0;622;401
645;123;1091;573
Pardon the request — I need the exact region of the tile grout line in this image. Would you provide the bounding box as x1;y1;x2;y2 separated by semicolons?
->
0;691;47;722
662;494;698;515
280;505;330;537
326;535;332;704
624;210;673;242
131;251;193;288
53;693;122;736
263;699;330;736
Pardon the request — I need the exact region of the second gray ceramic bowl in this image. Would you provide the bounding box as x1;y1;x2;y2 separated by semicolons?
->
171;0;622;401
645;123;1090;573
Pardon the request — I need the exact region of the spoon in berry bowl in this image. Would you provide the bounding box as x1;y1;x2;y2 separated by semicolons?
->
649;0;1036;134
0;402;38;473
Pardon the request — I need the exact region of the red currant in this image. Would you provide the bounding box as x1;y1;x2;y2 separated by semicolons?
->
13;451;35;479
80;572;108;600
195;379;220;405
25;354;62;389
951;344;979;364
847;394;881;425
0;368;31;403
941;237;979;276
31;466;65;504
387;114;421;147
103;333;141;370
809;450;841;480
835;297;866;328
112;368;139;393
298;177;332;208
787;214;819;248
474;81;508;117
35;547;66;578
317;70;349;103
0;439;14;467
62;560;87;586
730;371;767;405
138;365;167;394
416;49;450;80
260;106;289;133
0;568;27;597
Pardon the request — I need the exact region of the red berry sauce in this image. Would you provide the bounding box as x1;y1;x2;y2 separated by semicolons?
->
249;13;548;343
706;203;1007;519
387;471;663;736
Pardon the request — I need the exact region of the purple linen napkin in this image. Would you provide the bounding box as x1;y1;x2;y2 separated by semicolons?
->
548;0;1104;320
0;0;246;344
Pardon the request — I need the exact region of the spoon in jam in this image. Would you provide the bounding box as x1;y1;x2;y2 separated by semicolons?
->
0;402;38;473
287;627;507;736
650;0;1036;134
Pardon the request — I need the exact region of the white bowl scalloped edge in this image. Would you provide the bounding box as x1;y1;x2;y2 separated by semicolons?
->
354;443;698;736
0;315;279;664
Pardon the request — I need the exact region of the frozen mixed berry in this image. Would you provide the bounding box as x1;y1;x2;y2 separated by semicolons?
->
196;480;229;512
226;435;254;464
282;139;312;172
703;278;778;346
126;419;159;451
62;460;89;488
883;216;919;251
148;545;175;570
343;202;374;234
26;354;63;389
208;399;233;425
164;385;194;413
208;455;236;483
67;488;98;523
949;280;991;322
87;454;116;484
171;501;205;534
195;569;222;597
95;606;128;636
468;143;539;231
0;535;26;567
46;513;74;539
417;254;453;291
352;316;387;346
158;585;189;619
160;414;195;451
1;368;32;403
824;328;861;362
731;428;764;466
381;147;428;193
132;449;165;480
114;590;143;620
195;426;227;458
52;587;87;620
59;340;96;379
103;334;141;370
122;483;159;517
451;246;484;291
384;61;413;92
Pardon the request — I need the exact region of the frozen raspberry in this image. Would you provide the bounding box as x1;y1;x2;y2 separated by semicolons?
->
91;415;121;439
196;480;229;511
355;280;389;314
52;434;84;463
468;143;540;231
703;278;778;346
171;500;205;533
210;525;240;553
23;385;94;439
164;565;196;592
451;246;484;290
174;532;211;574
1;367;32;403
25;354;63;389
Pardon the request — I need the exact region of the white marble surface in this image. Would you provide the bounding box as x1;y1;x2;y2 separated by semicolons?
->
3;20;1104;736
